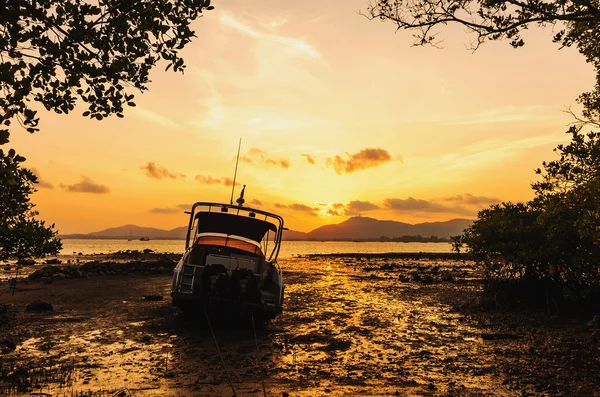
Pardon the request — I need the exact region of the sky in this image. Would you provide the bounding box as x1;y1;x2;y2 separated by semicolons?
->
8;0;597;234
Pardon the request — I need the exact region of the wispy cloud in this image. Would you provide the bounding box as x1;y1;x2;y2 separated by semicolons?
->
149;207;179;214
195;175;239;187
441;105;560;126
141;162;185;180
60;177;110;194
440;135;567;169
442;193;500;206
195;175;223;185
327;148;394;175
241;148;290;169
220;13;322;60
132;106;180;129
150;203;193;214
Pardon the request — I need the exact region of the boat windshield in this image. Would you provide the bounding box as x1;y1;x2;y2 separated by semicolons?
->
194;234;264;257
185;202;284;262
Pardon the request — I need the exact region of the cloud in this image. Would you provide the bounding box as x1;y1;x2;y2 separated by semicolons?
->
31;168;54;189
383;197;473;215
149;203;194;214
220;13;322;60
242;147;291;169
440;135;567;170
60;177;110;194
223;177;238;187
327;148;393;175
140;162;185;180
345;200;379;215
194;175;239;187
442;193;500;206
301;153;316;165
273;202;319;216
250;199;263;206
149;207;180;214
132;106;180;129
195;175;223;185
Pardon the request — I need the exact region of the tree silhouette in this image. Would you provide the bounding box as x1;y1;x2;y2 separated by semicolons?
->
0;0;214;144
365;0;600;120
0;148;61;259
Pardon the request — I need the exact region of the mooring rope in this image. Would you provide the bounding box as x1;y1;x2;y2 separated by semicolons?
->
251;313;268;397
204;310;237;397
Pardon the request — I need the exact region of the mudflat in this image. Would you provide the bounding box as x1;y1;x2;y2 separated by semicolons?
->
0;254;599;396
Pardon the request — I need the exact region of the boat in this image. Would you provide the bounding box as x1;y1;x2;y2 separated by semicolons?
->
140;237;150;241
170;201;285;320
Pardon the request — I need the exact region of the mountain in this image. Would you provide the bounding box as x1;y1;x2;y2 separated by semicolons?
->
61;217;472;240
282;229;308;240
306;217;472;240
84;224;187;239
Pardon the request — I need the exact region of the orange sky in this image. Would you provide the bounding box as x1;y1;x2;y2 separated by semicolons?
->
7;0;596;234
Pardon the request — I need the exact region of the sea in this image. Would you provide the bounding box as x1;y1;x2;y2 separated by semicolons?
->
59;239;454;258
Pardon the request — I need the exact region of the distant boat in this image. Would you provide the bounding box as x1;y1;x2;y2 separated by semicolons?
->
128;229;132;241
140;237;150;241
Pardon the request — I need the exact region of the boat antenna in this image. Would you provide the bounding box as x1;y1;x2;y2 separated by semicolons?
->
230;138;242;205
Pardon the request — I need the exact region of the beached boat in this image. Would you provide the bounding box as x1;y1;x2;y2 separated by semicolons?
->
171;201;285;320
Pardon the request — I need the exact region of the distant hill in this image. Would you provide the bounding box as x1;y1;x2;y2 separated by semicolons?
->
63;224;189;239
60;217;472;240
306;217;472;240
282;229;308;240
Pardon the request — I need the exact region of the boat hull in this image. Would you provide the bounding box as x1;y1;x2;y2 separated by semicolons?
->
171;253;284;320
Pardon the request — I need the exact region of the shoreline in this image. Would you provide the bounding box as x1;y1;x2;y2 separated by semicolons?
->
306;252;467;260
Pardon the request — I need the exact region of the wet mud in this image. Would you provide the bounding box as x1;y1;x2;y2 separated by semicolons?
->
0;255;599;396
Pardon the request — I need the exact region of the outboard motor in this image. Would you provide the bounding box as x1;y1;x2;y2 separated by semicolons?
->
230;268;258;302
201;264;228;297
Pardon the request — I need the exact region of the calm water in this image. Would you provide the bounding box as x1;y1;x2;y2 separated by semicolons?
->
59;239;453;258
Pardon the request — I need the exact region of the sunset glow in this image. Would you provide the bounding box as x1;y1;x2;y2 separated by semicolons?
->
8;0;595;234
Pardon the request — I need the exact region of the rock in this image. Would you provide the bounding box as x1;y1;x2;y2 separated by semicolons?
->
0;338;16;353
3;266;11;271
144;295;163;301
441;271;455;282
143;248;154;254
25;300;53;312
17;258;36;266
411;271;422;281
45;258;62;264
431;266;440;274
421;275;434;284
